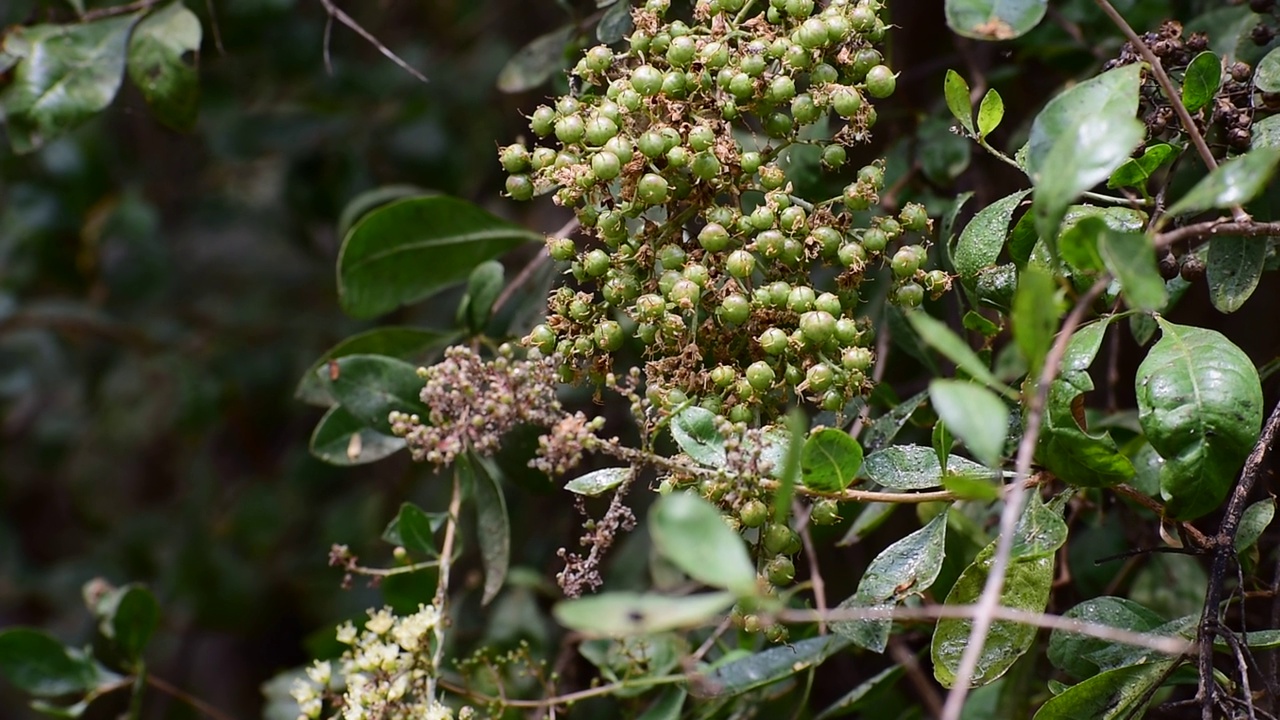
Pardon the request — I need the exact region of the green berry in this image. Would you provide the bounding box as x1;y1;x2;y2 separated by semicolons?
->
711;365;736;388
668;277;701;306
849;5;876;31
791;93;821;125
768;75;797;102
763;523;799;555
666;145;691;168
528;324;556;354
699;223;732;252
814;226;843;257
683;263;710;287
831;85;863;117
530;146;557;170
585;116;619;146
900;203;930;233
530;106;556;136
865;65;896;98
895;282;925;307
835;318;860;345
842;346;873;372
584;249;611;277
729;72;755;100
638;131;666;159
857;163;885;188
632;64;663;96
635;294;665;322
666;35;696;66
806;362;835;391
726;249;757;278
811;62;839;85
758;328;790;355
595;320;624;351
739;499;769;528
799;310;835;343
779;206;807;233
815;292;842;316
637;173;670;205
746;360;776;391
740;53;767;77
585;45;613;73
691;152;722;181
741;152;763;174
862;227;888;252
555;115;586;144
658;243;686;270
787;285;817;313
505;174;534;201
821;144;847;169
811;499;841;525
592;150;622;180
719;294;751;325
499;144;530;173
759;164;787;190
688;124;716;152
766;555;795;585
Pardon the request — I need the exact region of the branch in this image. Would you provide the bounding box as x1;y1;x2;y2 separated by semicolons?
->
317;0;429;84
940;276;1110;720
1198;400;1280;719
1155;219;1280;250
491;216;578;318
81;0;164;20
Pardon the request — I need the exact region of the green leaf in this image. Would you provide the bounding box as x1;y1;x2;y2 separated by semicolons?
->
94;584;159;664
1107;143;1175;193
977;89;1003;137
863;445;994;491
459;260;505;334
918;116;972;185
0;14;141;153
697;635;851;697
669;406;727;468
907;312;1009;394
814;663;905;720
315;354;429;434
465;454;511;605
800;428;863;492
497;25;575;93
1047;597;1167;680
1221;629;1280;651
1165;148;1280;219
1097;228;1168;312
1012;266;1060;376
1009;492;1067;560
931;520;1055;687
833;512;948;652
1256;46;1280;93
943;473;1001;501
1181;51;1221;113
597;0;634;44
0;629;100;697
1251;114;1280;150
963;311;1001;337
564;467;631;497
296;327;457;407
554;591;735;636
773;409;807;524
944;69;974;134
928;380;1009;468
649;492;756;595
1207;235;1266;313
636;687;686;720
863;390;928;451
1136;319;1264;519
1031;661;1177;720
309;405;406;466
382;502;438;557
126;2;201;131
945;0;1047;40
1027;64;1143;181
953;189;1031;282
337;185;432;241
1235;498;1275;554
1037;318;1135;488
337;196;539;319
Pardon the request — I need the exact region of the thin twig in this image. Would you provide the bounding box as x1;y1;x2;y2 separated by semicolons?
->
1155;219;1280;250
940;276;1109;720
316;0;429;84
145;675;239;720
491;217;578;317
1198;400;1280;719
81;0;164;20
427;470;464;700
795;502;828;635
203;0;225;55
888;636;945;719
1112;483;1212;547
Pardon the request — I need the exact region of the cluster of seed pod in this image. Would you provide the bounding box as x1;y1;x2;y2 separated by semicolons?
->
503;0;942;422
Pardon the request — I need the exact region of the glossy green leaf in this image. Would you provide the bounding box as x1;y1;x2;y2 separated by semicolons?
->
1235;498;1275;554
1037;318;1135;488
0;14;140;153
459;260;504;333
1136;319;1263;519
337;185;433;240
918;116;972;185
1097;228;1168;312
944;69;974;134
928;380;1009;468
1012;265;1060;376
465;454;511;605
1027;65;1143;181
1222;629;1280;650
800;428;863;492
1009;492;1067;560
1107;143;1175;193
597;0;634;43
554;591;735;636
1251;114;1280;150
697;635;851;697
1047;596;1166;680
315;354;429;433
497;25;574;93
1256;45;1280;93
863;445;995;490
977;88;1004;137
1031;661;1177;720
94;584;159;664
863;390;928;451
637;687;686;720
1207;235;1266;313
650;492;755;595
337;196;539;319
931;522;1055;687
309;404;406;466
954;189;1031;282
814;664;905;720
945;0;1046;40
1165;148;1280;219
942;473;1001;501
0;629;100;697
296;327;457;407
565;467;631;497
833;512;948;652
382;502;438;557
907;312;1008;394
126;2;201;131
1181;51;1221;113
670;406;727;468
963;311;1001;337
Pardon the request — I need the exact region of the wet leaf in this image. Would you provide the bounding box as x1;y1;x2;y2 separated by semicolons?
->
945;0;1046;40
863;445;994;491
801;428;863;492
650;492;756;595
554;591;735;637
1256;45;1280;94
1012;265;1060;376
1165;148;1280;219
1207;235;1266;313
1136;319;1263;519
1047;597;1166;680
1031;661;1176;719
953;189;1031;283
1181;51;1221;113
1107;143;1175;193
697;635;851;697
814;663;905;719
1027;65;1143;181
1097;226;1168;312
944;69;974;134
863;390;929;451
565;467;632;497
670;406;727;468
1009;492;1067;560
928;380;1009;468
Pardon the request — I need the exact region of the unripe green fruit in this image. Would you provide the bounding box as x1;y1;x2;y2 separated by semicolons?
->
739;499;768;528
800;310;836;343
767;281;792;308
635;294;666;322
668;277;701;306
505;174;534;201
842;346;873;372
573;336;594;355
895;282;925;307
785;0;813;18
688;124;716;152
657;244;686;270
701;41;730;68
530;106;556;136
691;152;722;181
666;145;691;168
658;269;682;296
683;263;710;287
821;389;845;411
834;317;860;345
815;292;842;316
603;275;639;305
666;35;696;66
659;127;682;152
595;320;624;351
825;14;851;42
746;360;776;391
811;62;839;84
585;116;618;145
585;45;613;73
862;227;888;252
891;248;921;278
765;111;794;138
499;144;530;173
592;150;622;180
584;248;611;277
555;115;586;144
637;322;657;344
726;249;757;278
711;364;737;388
632;64;663;95
756;229;785;259
779;206;807;233
741;152;763;175
766;555;795;585
857;163;885;188
758;328;790;355
781;237;805;266
638;131;666;159
787;285;817;313
759;164;787;190
528;324;556;354
784;363;804;387
852;48;882;78
865;64;896;98
763;523;799;555
707;205;736;227
768;75;797;102
807;362;836;391
924;269;951;295
729;404;754;423
849;5;876;31
784;42;813;70
750;206;778;231
699;223;731;252
740;52;767;77
821;143;847;169
790;93;820;125
842;184;872;211
719;294;751;325
661;71;688;98
813;226;843;257
880;217;903;239
797;18;830;48
637;173;670;205
729;72;755;100
831;85;863;117
811;499;841;525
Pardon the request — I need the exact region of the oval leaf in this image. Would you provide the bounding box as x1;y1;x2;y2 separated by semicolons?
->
863;445;994;491
1097;228;1168;312
944;69;974;134
1165;147;1280;219
1012;265;1061;376
1047;596;1166;680
317;354;430;433
1136;319;1263;519
650;492;755;595
977;88;1004;137
1207;235;1266;313
1032;661;1176;720
309;404;406;466
597;0;634;43
1181;51;1221;113
800;428;863;492
460;259;505;333
907;312;1008;394
1257;45;1280;94
296;327;458;407
670;406;727;468
697;635;851;697
954;189;1031;282
465;454;511;605
1027;64;1143;180
1235;498;1276;554
126;2;201;131
554;591;735;637
945;0;1046;40
928;380;1009;468
337;196;539;319
497;25;575;93
381;502;439;557
565;467;631;497
0;629;100;697
1107;143;1175;192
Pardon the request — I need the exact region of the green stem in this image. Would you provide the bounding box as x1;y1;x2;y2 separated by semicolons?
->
127;663;146;720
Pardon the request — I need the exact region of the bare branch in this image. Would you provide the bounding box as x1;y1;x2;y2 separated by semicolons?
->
316;0;429;84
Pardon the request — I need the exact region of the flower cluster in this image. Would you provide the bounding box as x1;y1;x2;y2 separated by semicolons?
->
291;604;469;720
390;346;563;466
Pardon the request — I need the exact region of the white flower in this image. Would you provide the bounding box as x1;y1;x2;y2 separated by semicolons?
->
335;621;358;645
424;700;453;720
305;660;332;687
365;607;396;635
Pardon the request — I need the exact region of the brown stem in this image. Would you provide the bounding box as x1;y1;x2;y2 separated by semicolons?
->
795;502;828;635
145;675;239;720
81;0;164;20
1155;219;1280;250
491;217;579;317
317;0;429;84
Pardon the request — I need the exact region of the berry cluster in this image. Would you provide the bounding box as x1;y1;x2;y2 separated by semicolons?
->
502;0;942;423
